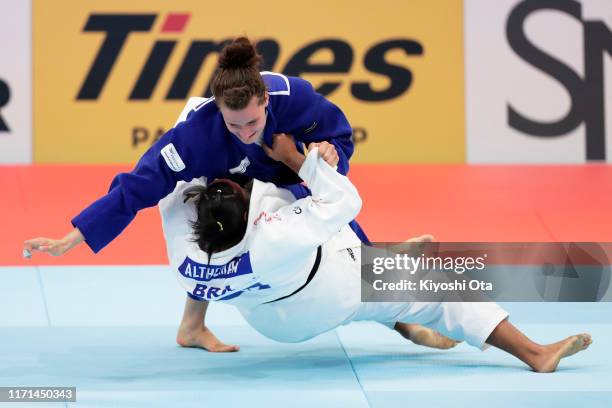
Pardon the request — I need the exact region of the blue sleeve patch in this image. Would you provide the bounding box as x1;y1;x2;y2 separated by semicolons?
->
178;252;253;282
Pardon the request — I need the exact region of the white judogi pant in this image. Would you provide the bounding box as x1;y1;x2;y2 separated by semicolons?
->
240;245;508;349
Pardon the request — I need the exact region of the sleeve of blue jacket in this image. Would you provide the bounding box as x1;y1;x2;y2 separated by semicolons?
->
71;117;218;254
278;77;354;175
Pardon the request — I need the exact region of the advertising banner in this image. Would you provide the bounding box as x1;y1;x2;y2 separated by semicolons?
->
34;0;464;164
466;0;612;163
0;0;32;164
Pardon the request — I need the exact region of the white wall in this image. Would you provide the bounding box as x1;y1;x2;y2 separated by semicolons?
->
0;0;32;163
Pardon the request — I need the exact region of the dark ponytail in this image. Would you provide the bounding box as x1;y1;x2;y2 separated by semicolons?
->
184;180;249;256
211;37;266;110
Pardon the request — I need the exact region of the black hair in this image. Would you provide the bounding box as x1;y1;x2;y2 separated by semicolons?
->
184;179;249;258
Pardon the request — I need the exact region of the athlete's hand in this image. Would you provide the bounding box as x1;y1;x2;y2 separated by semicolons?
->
23;229;84;258
388;234;436;256
263;133;305;173
23;238;70;257
263;133;298;162
308;141;339;167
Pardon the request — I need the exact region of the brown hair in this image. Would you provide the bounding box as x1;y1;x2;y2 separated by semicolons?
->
211;37;266;110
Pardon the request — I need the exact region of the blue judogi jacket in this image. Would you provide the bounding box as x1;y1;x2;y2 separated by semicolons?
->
72;72;357;253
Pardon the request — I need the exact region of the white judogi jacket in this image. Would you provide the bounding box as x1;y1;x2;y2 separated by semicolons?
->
159;149;362;309
160;150;508;347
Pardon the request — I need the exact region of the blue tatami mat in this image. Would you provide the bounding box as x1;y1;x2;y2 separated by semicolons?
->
36;265;247;327
0;267;48;326
1;266;611;407
37;266;186;326
0;326;368;408
336;322;612;407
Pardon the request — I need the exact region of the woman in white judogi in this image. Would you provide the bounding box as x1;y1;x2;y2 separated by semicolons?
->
160;133;591;373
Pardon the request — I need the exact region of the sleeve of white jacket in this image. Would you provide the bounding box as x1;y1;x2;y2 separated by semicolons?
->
297;148;363;231
252;148;362;270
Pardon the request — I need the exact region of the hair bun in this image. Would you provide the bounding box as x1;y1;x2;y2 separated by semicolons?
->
218;37;262;70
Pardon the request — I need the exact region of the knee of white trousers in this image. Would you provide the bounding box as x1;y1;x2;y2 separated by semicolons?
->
397;302;509;350
458;303;509;350
379;321;396;330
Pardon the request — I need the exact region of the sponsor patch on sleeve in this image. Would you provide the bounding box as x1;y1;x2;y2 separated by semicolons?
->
161;143;186;172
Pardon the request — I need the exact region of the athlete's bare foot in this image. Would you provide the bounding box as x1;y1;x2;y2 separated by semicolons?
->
388;234;435;255
530;334;592;373
395;323;459;350
405;234;435;243
176;324;240;352
390;234;456;350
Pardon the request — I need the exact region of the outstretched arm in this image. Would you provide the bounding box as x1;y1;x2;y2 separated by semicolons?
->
23;98;217;257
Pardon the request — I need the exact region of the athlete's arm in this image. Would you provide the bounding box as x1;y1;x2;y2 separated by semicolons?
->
263;133;305;172
282;77;353;175
23;107;218;256
22;137;185;256
300;96;353;174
